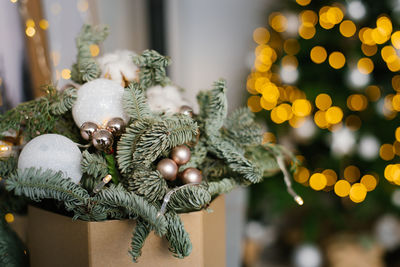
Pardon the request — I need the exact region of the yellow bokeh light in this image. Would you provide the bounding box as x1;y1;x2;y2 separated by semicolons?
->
394;141;400;156
396;127;400;142
361;44;378;57
325;106;343;124
248;96;263;112
344;165;361;183
90;44;100;57
282;55;298;68
289;115;306;128
284;39;300;55
300;10;318;26
275;104;292;121
260;97;277;110
296;0;311;6
271;107;286;124
381;45;396;62
361;28;375;45
262;84;280;102
345;115;362;131
262;132;276;144
392;75;400;92
357;58;374;74
61;69;71;80
294;167;310;183
269;13;288;32
360;174;377;191
310;46;327;64
292;99;312;117
334;180;351;197
253;27;270;45
246;77;257;95
5;213;14;223
322;169;337;186
365;85;381;101
391;31;400;49
315;93;332;110
347;94;368;111
39;19;49;30
371;28;389;44
26;19;35;28
309;173;327;191
349;183;367;203
392;94;400;111
10;0;18;3
25;27;36;37
314;110;329;128
328;52;346;69
339;20;356;37
377;16;393;36
387;58;400;72
299;25;316;39
380;143;395;161
326;7;344;25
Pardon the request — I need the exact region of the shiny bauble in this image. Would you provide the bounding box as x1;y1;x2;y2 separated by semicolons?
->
106;117;126;137
72;78;128;128
179;105;194;117
157;158;178;181
18;134;82;184
92;129;114;152
180;167;202;184
170;145;191;165
80;122;99;141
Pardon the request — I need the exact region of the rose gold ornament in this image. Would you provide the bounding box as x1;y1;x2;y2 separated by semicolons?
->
179;105;194;117
170;145;191;165
181;167;202;184
80;122;99;141
106;117;126;137
92;129;114;152
157;158;178;181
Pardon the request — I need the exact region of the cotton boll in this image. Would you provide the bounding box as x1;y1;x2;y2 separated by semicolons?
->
18;134;82;184
98;50;138;86
146;85;190;113
72;79;128;127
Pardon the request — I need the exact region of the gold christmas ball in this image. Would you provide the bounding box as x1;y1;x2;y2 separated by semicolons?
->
157;158;178;181
181;167;202;184
179;105;194;117
106;117;126;137
80;122;99;141
92;129;114;152
170;145;191;165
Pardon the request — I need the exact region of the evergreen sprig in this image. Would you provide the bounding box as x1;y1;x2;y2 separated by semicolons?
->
125;169;167;203
129;220;151;262
0;220;29;267
167;185;211;213
123;82;151;121
81;150;109;179
165;212;192;258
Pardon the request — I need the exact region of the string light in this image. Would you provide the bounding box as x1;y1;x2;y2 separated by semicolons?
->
334;180;351;197
310;46;327;64
309;173;327;191
340;20;356;37
4;213;14;223
349;183;367;203
315;93;332;110
328;52;346;69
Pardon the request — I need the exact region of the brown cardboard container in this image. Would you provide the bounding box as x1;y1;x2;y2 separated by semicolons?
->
9;214;28;244
27;196;226;267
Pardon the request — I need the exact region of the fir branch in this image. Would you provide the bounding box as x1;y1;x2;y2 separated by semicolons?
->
245;145;280;177
71;25;109;83
81;150;109;178
201;158;233;180
207;178;238;197
163;114;199;148
224;107;255;129
125;169;168;203
208;135;263;184
167;185;211;213
0;220;29;267
49;86;77;115
123;82;151;121
165;212;192;258
95;184;167;236
129;220;151;262
0;157;17;178
133;50;171;89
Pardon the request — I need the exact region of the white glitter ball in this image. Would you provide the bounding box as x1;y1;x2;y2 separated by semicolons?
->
18;134;82;184
72;78;128;127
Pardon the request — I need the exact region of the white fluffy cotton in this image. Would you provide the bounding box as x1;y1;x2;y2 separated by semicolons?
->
98;50;139;85
146;85;190;113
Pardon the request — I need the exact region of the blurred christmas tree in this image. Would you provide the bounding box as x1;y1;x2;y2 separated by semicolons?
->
245;0;400;265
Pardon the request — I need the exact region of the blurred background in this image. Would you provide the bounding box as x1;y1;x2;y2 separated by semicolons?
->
2;0;400;266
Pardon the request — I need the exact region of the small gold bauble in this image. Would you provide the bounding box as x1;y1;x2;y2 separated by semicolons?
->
170;145;191;165
92;129;114;152
157;158;178;181
80;122;99;141
180;167;202;184
179;105;194;117
106;117;126;137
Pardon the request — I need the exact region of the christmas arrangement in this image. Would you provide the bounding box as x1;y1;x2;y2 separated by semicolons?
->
0;24;301;263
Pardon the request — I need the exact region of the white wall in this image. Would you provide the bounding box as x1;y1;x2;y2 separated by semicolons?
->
166;1;268;266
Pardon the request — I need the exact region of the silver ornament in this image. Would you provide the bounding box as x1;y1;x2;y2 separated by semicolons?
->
170;145;191;165
157;158;178;181
92;129;114;152
181;167;202;184
80;122;99;141
179;105;194;117
106;117;126;137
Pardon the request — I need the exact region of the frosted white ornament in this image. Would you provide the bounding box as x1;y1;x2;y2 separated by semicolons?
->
72;79;128;127
98;50;138;86
18;134;82;184
146;85;190;113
